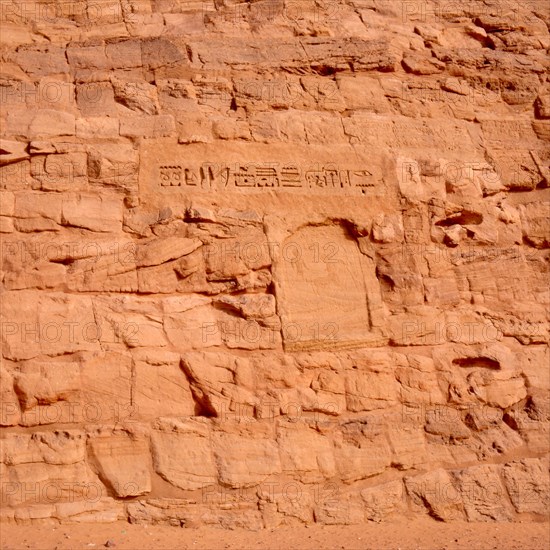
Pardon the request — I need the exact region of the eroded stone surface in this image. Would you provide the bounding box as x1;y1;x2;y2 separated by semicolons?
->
0;0;548;528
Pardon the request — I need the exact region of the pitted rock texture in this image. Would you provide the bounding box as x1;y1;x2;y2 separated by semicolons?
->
0;0;549;528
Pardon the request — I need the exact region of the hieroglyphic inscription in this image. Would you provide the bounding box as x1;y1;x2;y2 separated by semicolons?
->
158;163;377;194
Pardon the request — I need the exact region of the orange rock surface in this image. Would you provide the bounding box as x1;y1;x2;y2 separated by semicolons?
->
0;0;548;530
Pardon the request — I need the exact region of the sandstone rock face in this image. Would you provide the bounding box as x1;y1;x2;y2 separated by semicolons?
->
0;0;549;528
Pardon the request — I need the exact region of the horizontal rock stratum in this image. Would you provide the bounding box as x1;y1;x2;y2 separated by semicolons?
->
0;0;549;528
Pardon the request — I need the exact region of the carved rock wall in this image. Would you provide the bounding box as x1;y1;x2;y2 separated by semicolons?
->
0;0;549;526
